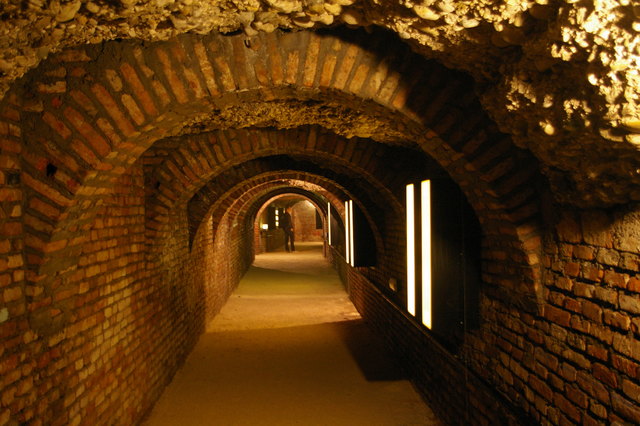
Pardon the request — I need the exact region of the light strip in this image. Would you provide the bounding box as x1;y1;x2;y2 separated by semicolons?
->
406;184;416;316
328;202;332;245
345;201;350;264
348;200;355;266
421;180;432;329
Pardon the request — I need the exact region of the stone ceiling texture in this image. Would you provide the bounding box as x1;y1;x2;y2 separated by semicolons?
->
1;0;640;207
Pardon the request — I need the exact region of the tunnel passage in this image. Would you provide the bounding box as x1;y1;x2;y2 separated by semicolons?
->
2;20;640;426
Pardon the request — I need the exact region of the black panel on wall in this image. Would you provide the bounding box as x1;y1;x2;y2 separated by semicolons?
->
328;203;345;256
430;179;481;351
353;202;377;267
267;206;276;230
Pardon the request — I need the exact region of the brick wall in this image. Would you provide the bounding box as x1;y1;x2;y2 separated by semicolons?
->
0;160;252;424
292;201;323;243
336;203;640;425
0;94;25;426
2;25;632;426
336;248;529;425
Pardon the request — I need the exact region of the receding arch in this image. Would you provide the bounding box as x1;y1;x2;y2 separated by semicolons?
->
10;28;545;332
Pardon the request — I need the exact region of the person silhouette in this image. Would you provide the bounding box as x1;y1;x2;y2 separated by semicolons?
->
281;208;295;252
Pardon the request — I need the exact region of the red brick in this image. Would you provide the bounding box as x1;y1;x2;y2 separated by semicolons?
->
42;112;72;140
593;363;618;388
604;310;631;330
119;94;145;126
555;276;573;291
0;188;21;203
582;264;603;282
563;297;581;313
529;375;553;401
175;48;206;98
69;89;98;116
620;293;640;315
574;245;595;260
565;384;588;409
622;379;640;404
253;59;269;86
3;286;22;302
612;354;638;379
229;37;250;90
377;70;402;105
563;262;580;277
593;286;617;305
582;300;603;322
22;174;71;206
284;51;300;85
319;54;338;88
573;282;594;297
302;33;321;87
63;107;110;157
192;42;221;96
612;392;640;424
349;63;370;94
265;32;284;85
333;43;359;91
577;371;611;404
70;139;99;168
37;81;66;94
554;393;581;422
90;84;137;137
544;304;571;327
215;55;237;92
604;270;627;289
155;47;189;103
628;277;640;293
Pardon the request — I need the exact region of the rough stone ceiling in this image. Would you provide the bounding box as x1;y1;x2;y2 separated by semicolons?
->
2;0;640;207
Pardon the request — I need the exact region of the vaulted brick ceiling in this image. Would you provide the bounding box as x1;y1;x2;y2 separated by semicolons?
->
1;0;639;207
0;25;550;305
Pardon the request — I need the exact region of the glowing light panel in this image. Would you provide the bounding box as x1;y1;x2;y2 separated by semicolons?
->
406;184;416;316
348;200;355;266
421;180;432;329
345;201;350;265
328;202;332;245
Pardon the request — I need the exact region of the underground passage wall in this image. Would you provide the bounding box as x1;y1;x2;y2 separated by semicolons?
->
1;3;640;424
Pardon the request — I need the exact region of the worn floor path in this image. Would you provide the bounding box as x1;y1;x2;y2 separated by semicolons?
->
143;242;441;426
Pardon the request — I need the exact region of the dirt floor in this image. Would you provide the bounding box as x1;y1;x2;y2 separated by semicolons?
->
143;242;442;425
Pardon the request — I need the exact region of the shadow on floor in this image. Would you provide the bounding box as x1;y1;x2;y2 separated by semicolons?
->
333;319;409;382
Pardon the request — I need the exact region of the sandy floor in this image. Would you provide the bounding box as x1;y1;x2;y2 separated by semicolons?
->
143;243;441;426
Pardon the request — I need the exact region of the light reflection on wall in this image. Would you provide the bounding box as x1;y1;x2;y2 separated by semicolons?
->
406;184;416;316
421;180;432;329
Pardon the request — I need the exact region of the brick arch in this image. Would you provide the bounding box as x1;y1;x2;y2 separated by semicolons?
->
181;172;367;321
245;186;346;223
249;187;338;226
146;128;407;246
13;28;543;306
187;169;387;260
235;187;340;254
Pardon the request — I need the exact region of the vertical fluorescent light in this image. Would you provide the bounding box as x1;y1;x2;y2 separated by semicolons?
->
348;200;355;266
406;184;416;317
345;201;350;264
328;202;332;245
421;180;432;329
